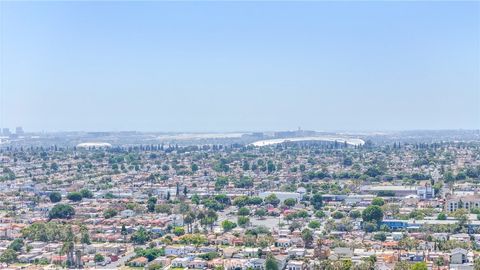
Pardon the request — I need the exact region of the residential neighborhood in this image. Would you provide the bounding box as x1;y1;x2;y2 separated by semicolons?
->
0;131;479;269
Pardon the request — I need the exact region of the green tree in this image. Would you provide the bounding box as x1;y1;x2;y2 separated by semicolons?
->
49;204;75;219
265;254;278;270
365;166;382;177
49;192;62;203
233;196;249;207
398;237;419;250
284;198;296;207
8;239;23;252
215;177;229;190
147;196;157;213
349;210;361;219
155;204;171;214
103;208;118;219
184;211;196;233
50;162;59;171
437;213;447;220
249;197;263;205
299;164;306;172
234;176;253;188
121;224;128;242
255;208;267;218
394;261;411;270
411;262;427;270
67;192;82;202
238;216;250;227
308;220;321;229
221;220;237;231
173;226;185;236
242;161;250;171
191;163;199;172
80;189;93;199
202;210;218;232
267;160;276;173
0;249;17;263
343;157;353;166
315;210;326;218
332;211;345;219
264;194;280;207
238;207;250;216
80;225;91;246
371;197;385;206
94;253;104;264
191;194;200;205
474;258;480;270
310;194;323;210
362;205;384;224
301;228;313;248
373;232;386;241
131;227;150;245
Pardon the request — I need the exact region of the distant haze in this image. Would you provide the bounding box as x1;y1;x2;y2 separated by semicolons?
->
1;1;479;132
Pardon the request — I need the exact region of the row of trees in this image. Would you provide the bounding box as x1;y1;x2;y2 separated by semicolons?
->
48;189;93;203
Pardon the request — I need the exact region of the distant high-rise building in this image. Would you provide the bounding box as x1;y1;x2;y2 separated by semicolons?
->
1;128;10;136
15;126;24;135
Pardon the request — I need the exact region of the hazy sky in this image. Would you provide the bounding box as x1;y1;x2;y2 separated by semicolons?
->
1;1;479;132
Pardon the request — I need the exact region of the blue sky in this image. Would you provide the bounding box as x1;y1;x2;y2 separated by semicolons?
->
1;1;479;132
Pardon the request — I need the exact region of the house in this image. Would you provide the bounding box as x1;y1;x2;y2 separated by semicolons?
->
172;257;191;268
199;246;217;253
286;260;304;270
432;233;449;241
405;253;425;262
381;220;408;230
165;245;187;256
450;248;468;264
275;238;292;248
287;248;306;258
224;258;248;270
120;210;135;218
208;258;225;269
450;234;470;242
223;247;238;258
129;256;148;267
150;257;171;268
17;253;41;263
243;247;260;258
188;258;207;269
330;247;353;259
246;258;265;270
391;232;404;241
274;255;288;270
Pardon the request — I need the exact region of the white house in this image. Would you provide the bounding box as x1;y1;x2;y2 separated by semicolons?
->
286;260;304;270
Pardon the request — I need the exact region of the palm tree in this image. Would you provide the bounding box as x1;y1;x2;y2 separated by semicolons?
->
206;210;218;232
80;225;90;255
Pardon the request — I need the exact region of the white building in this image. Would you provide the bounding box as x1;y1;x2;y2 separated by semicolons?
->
417;184;435;199
446;195;480;212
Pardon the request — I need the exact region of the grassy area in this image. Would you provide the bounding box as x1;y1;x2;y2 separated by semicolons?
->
12;263;31;267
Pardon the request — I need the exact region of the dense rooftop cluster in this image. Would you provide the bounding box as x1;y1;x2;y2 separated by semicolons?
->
0;139;479;269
